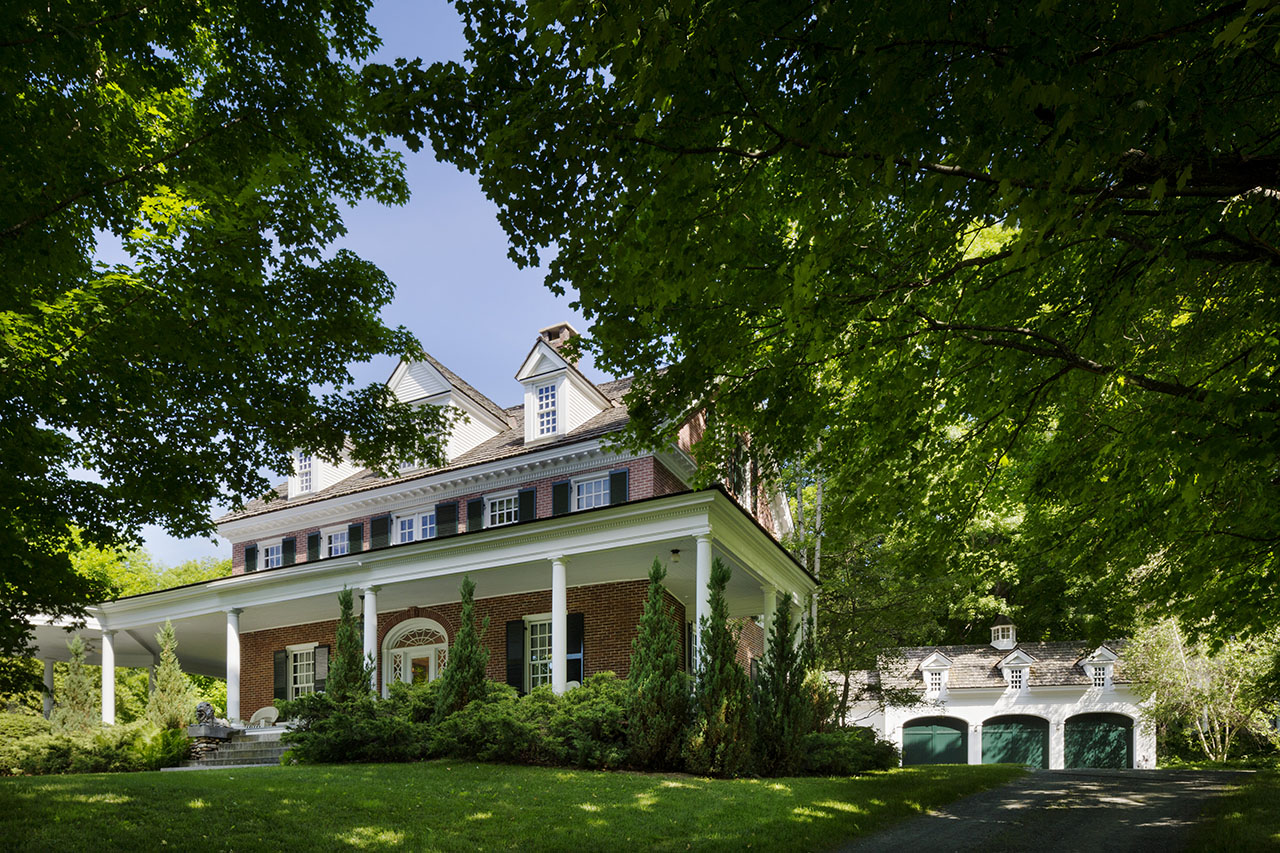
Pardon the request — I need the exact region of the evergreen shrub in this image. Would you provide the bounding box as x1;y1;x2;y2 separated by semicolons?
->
431;682;557;764
800;728;899;775
0;721;187;775
626;560;688;770
550;672;629;769
279;691;422;764
0;711;51;741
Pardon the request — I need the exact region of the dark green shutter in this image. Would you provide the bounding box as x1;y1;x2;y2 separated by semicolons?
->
436;502;457;536
282;537;296;567
371;515;391;549
551;481;570;516
307;532;321;562
506;620;525;692
348;522;363;553
314;645;330;693
567;612;584;683
518;487;537;522
273;650;289;701
609;469;629;505
244;544;258;573
467;498;484;531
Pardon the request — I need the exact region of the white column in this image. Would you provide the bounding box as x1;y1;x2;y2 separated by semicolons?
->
100;631;116;725
551;556;568;694
694;532;713;670
791;595;804;651
226;609;243;722
969;722;983;765
761;586;777;648
42;659;54;719
1049;718;1066;769
363;586;380;691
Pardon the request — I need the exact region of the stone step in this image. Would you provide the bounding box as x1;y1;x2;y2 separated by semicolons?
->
216;742;287;753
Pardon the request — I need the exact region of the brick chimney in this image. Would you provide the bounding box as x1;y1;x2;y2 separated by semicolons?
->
538;322;580;363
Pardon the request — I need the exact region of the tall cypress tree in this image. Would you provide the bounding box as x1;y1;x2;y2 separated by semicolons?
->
325;587;372;702
434;575;489;719
686;558;754;777
754;596;812;775
146;621;194;729
51;635;97;733
627;559;688;770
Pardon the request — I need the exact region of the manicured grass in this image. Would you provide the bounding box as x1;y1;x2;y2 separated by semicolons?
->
1188;770;1280;852
0;761;1024;851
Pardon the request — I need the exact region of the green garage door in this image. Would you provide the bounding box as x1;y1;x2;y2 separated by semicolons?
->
1065;713;1133;769
902;717;968;765
981;715;1049;768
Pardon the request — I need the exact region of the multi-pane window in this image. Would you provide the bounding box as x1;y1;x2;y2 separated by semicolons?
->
291;648;316;698
298;453;313;492
926;670;943;693
528;620;552;689
536;384;557;435
397;512;437;543
993;626;1011;643
1092;666;1107;688
575;476;609;510
327;530;349;557
1009;668;1025;691
488;495;519;527
262;543;282;570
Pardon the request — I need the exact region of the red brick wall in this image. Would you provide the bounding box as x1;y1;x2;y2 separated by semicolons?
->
733;617;764;672
652;459;688;496
237;579;695;710
232;460;665;575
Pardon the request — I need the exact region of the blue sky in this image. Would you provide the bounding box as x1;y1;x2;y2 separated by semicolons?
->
138;0;606;567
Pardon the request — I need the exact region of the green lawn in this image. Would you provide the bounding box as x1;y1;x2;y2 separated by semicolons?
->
0;761;1024;851
1188;770;1280;852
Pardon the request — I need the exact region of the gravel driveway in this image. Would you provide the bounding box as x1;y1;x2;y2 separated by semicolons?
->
839;769;1243;853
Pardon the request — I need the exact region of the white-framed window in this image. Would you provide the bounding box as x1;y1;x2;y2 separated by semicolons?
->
574;475;609;511
289;643;317;699
536;383;557;436
1008;667;1026;691
327;529;349;557
993;626;1012;643
488;493;519;527
1091;666;1108;688
527;618;552;689
297;452;313;493
261;543;282;570
925;670;944;694
396;511;436;543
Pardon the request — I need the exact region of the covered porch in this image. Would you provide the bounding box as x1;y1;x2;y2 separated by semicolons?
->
27;489;815;724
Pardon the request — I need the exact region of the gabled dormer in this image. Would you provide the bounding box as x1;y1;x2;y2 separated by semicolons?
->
920;651;952;698
515;323;611;445
386;353;511;463
990;615;1017;650
288;447;360;499
1081;645;1118;691
998;647;1037;693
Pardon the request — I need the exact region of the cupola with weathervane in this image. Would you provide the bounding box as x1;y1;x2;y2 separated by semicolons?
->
990;615;1017;651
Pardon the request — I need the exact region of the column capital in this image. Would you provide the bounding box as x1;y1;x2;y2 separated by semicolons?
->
226;607;244;617
550;554;569;566
101;629;117;638
694;528;713;543
362;585;382;595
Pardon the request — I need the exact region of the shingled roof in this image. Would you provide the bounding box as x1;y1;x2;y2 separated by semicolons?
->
217;373;636;524
879;641;1130;690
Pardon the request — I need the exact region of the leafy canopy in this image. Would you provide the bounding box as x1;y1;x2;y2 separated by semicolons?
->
1;0;450;676
408;0;1280;638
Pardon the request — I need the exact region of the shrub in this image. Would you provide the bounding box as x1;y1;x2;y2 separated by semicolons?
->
137;726;191;770
800;728;899;775
0;711;52;742
0;721;183;776
552;673;629;769
279;691;422;764
754;597;813;776
51;636;97;734
434;575;489;721
146;621;194;729
627;560;689;771
685;558;754;777
326;588;373;703
430;682;556;765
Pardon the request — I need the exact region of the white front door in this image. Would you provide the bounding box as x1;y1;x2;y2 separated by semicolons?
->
388;643;448;688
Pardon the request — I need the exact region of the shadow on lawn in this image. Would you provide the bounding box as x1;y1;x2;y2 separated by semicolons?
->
0;763;1006;852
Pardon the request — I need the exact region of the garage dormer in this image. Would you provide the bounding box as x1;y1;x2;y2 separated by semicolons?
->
515;323;611;445
998;647;1036;694
920;651;952;698
1082;646;1118;691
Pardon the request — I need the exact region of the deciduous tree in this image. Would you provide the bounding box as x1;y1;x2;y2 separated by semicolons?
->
409;0;1280;638
1;0;449;687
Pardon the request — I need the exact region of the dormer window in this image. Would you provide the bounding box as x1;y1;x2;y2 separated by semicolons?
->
297;452;313;493
1091;666;1107;688
536;383;558;436
1008;667;1027;691
926;670;944;693
921;651;952;698
1082;646;1118;692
